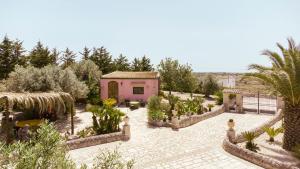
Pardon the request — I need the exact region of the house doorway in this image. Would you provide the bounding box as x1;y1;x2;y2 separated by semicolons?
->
108;81;119;101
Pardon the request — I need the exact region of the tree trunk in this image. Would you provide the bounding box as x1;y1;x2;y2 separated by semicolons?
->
282;104;300;151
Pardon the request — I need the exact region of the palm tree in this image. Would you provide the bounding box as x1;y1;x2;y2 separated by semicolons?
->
245;38;300;151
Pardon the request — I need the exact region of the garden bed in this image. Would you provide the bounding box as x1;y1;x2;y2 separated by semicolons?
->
223;109;300;169
66;131;126;150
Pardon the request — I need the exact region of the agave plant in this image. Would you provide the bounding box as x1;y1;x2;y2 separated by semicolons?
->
242;131;260;152
244;38;300;150
262;127;283;142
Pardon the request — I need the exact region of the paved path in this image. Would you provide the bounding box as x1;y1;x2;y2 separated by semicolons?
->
69;108;272;169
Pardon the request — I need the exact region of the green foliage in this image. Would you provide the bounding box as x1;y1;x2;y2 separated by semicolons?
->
0;36;27;80
148;110;166;121
113;54;131;71
262;126;283;142
157;58;179;93
175;101;187;118
92;148;134;169
103;98;117;107
147;96;162;112
71;59;101;104
5;65;89;99
202;75;220;97
90;46;114;74
292;144;300;160
242;131;260;152
77;127;94;138
207;104;214;111
0;122;76;169
28;41;57;68
158;58;198;94
86;104;125;135
215;91;223;105
79;47;91;60
130;56;153;71
61;48;76;69
229;93;236;100
245;38;300;150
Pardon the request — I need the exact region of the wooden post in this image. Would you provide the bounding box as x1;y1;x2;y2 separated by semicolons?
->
71;104;74;135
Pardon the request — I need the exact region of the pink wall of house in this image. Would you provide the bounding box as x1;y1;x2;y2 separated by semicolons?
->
100;79;159;102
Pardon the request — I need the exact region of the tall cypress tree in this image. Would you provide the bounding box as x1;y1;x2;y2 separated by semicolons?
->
50;48;60;65
29;41;52;68
131;57;141;71
0;36;26;79
61;48;76;68
113;54;130;71
90;46;113;74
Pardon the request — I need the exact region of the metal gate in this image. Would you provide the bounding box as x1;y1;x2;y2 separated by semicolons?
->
242;92;277;114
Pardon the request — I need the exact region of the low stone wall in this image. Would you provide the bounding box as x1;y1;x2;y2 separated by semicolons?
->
222;109;299;169
223;137;298;169
177;105;225;128
235;109;283;143
67;132;124;150
67;124;131;150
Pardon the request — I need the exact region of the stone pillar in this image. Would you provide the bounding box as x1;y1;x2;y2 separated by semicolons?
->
171;110;179;129
236;93;243;113
223;93;230;112
122;124;130;141
122;116;130;141
227;129;236;143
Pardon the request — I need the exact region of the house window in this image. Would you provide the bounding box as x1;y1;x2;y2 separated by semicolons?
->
133;87;144;94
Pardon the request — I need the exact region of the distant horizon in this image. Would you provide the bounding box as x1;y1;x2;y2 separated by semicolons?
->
1;0;300;72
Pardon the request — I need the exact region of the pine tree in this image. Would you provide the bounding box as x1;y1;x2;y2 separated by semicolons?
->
28;41;52;68
131;57;141;71
131;56;153;71
140;55;153;71
50;48;60;65
61;48;76;68
79;46;91;60
0;36;26;80
113;54;130;71
90;46;113;74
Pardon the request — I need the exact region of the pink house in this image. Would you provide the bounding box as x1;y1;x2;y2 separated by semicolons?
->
100;71;160;103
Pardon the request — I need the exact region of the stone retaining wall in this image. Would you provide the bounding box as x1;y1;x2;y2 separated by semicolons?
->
67;132;125;150
223;109;299;169
177;105;225;128
67;124;131;150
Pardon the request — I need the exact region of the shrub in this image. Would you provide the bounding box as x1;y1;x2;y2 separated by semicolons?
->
87;104;125;135
242;131;260;152
215;91;223;105
103;98;117;107
207;104;214;111
229;93;236;100
77;127;94;138
262;127;283;142
92;148;134;169
0;122;76;169
147;96;161;112
202;75;220;97
5;65;89;99
175;101;187;118
148;110;166;121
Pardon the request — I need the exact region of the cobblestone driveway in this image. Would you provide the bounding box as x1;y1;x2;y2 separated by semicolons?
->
69;108;272;169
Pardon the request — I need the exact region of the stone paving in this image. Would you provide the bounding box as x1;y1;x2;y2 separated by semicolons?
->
69;108;273;169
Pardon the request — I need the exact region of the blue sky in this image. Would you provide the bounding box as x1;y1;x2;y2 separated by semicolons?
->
1;0;300;72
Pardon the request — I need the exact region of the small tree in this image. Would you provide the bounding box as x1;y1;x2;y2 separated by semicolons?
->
157;58;179;94
113;54;131;71
28;41;54;68
90;46;114;74
0;122;76;169
202;75;220;97
61;48;76;69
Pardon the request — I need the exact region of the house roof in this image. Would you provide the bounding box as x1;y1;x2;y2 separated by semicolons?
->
101;71;159;79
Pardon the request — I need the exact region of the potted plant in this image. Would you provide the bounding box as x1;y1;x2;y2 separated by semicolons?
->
207;104;214;111
227;119;235;131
